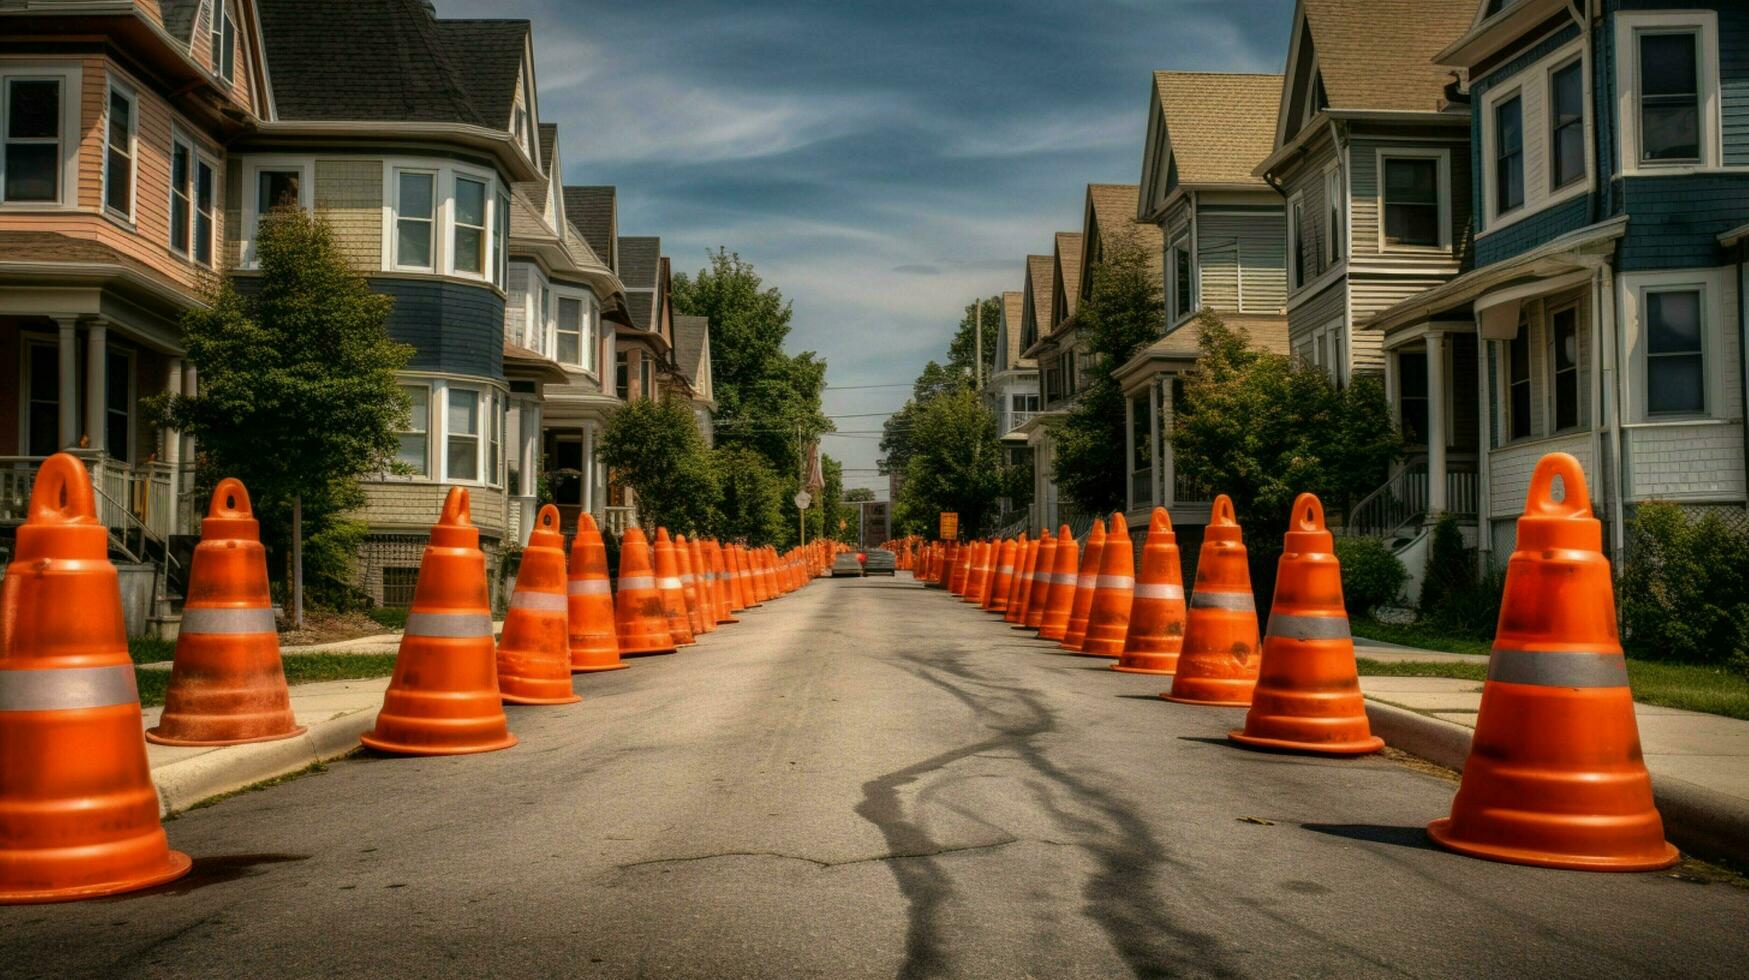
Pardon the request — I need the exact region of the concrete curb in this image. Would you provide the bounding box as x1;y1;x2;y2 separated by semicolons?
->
1364;698;1749;870
152;706;378;817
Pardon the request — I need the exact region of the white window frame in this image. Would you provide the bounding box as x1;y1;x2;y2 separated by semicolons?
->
102;77;138;223
1621;269;1727;423
393;381;431;478
1323;162;1343;266
445;167;494;281
241;157;313;266
1167;235;1194;326
0;65;80;209
1287;191;1307;292
554;290;587;369
194;153;217;266
167;127;218;264
495;190;511;288
1615;11;1723;176
389;166;438;273
1482;84;1526;226
444;384;484;484
209;0;237;86
1546;53;1588;195
1477;39;1594;237
1375;148;1453;253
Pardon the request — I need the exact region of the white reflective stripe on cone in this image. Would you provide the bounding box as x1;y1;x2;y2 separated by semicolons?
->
567;578;612;595
1095;576;1136;590
1265;613;1351;641
618;576;656;591
1487;648;1629;688
1132;583;1184;601
404;612;494;638
657;577;684;590
1189;591;1255;611
0;663;139;711
179;606;278;635
510;591;568;612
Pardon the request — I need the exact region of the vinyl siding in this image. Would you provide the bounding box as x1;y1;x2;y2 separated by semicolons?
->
1287;278;1345;351
1349;136;1470;274
314;159;383;272
1617;175;1749;270
359;480;509;536
1198;211;1286;316
1625;422;1746;500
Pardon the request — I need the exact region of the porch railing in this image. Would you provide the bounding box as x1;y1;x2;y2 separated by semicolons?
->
1130;467;1154;511
0;453;186;564
1001;410;1036;435
1172;469;1213;507
1345;458;1479;541
603;506;636;537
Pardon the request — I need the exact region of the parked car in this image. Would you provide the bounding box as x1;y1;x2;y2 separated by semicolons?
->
862;549;896;576
831;553;865;578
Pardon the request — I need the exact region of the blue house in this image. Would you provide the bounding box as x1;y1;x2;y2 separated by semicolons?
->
1365;0;1749;573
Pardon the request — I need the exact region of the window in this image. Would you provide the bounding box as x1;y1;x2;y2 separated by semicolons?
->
1549;60;1585;191
394;171;435;270
1129;395;1151;471
170;138;192;255
447;388;480;481
1399;351;1429;445
1383;158;1441;247
496;191;511;286
538;286;551;353
1550;306;1580;430
210;1;236;84
1493;95;1524;215
4;78;61;203
1325;167;1342;265
104;85;134;218
616;351;629;399
1645;290;1703;415
556;297;583;366
488;392;503;486
195;159;215;265
1508;326;1532;440
639;356;653;399
452;177;486;275
581;297;598;373
1289;196;1306;288
1170;241;1192;320
396;385;429;476
1638;32;1699;163
257;169;301;212
105;349;131;462
24;340;59;455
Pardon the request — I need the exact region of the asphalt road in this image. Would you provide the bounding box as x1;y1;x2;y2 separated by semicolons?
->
5;574;1746;978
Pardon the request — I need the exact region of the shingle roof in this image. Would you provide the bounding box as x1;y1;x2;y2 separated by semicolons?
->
508;188;551;241
618;236;660;290
562;222;607;273
1002;291;1032;369
672;315;711;397
1054;232;1083;322
1026;255;1054;334
1154;72;1281;187
564;187;617;271
1301;0;1476;113
623;291;653;330
159;0;201;41
254;0;522;126
0;230;192;298
1087;183;1164;268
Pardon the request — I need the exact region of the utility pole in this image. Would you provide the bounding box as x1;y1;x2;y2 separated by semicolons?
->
973;298;983;390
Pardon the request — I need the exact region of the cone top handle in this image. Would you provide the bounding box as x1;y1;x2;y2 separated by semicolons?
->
208;477;252;519
1108;512;1129;535
1292;493;1326;532
1210;494;1237;526
1150;506;1173;533
577;511;599;533
1524;453;1592;520
27;453;97;525
440;486;472;526
1088;518;1106;540
656;527;671;542
537;503;560;530
676;533;689;545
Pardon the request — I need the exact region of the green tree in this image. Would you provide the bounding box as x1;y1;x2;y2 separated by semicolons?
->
152;208;412;619
712;446;786;545
1050;231;1167;514
596;395;719;535
879;360;969;481
946;296;1003;384
895;388;1005;536
844;488;876;502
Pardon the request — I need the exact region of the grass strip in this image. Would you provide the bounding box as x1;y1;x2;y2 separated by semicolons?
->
1357;657;1749;722
136;653;399;708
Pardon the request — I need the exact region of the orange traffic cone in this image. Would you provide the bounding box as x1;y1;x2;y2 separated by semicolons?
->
1037;527;1079;641
1005;535;1034;624
496;505;580;705
1113;508;1187;675
567;513;627;673
1079;513;1135;657
654;529;696;647
710;540;739;624
735;544;760;608
1230;494;1381;756
985;538;1017;613
677;534;708;636
361;487;516;756
949;542;971;596
1059;519;1106;651
1428;454;1678;871
0;454;191;903
1164;497;1261;706
147;478;303;746
685;537;715;634
1022;533;1057;630
615;527;678;656
962;541;988;604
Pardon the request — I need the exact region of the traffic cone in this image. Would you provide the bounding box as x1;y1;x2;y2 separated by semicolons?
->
146;478;303;746
1230;494;1382;756
615;527;678;656
1113;508;1187;675
1038;527;1079;641
1428;454;1678;871
686;537;716;633
361;487;516;756
567;513;627;673
677;534;708;636
1022;533;1057;630
963;541;989;604
653;529;696;647
734;544;760;608
943;542;964;596
0;454;191;903
496;505;580;705
1005;535;1035;625
985;538;1017;613
710;540;739;623
1079;513;1135;657
1059;519;1106;651
1163;496;1261;706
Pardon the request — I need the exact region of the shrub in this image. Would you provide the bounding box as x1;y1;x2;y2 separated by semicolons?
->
1333;536;1407;616
1424;565;1506;641
1620;502;1749;674
1419;512;1472;609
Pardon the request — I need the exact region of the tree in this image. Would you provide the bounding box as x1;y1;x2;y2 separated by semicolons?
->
946;296;1003;384
879;360;968;480
895;388;1005;536
712;446;786;545
1050;231;1166;515
152;207;412;619
844;488;876;502
596;395;719;535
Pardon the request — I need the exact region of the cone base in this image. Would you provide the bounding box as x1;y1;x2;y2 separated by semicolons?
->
360;732;518;756
145;723;308;747
1072;650;1118;659
1011;624;1036;631
620;649;677;658
1427;818;1680;872
718;617;741;624
1228;729;1383;756
1111;665;1174;676
501;691;583;706
572;662;630;673
1161;693;1253;707
0;850;192;905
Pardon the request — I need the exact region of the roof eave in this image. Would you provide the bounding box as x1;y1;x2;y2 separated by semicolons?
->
1436;0;1574;69
253;121;542;181
1257;108;1469;177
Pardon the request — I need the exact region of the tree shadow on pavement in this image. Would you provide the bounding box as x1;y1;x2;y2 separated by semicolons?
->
1301;823;1438;852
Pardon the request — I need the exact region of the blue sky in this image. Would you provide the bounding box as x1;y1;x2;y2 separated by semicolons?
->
438;0;1294;496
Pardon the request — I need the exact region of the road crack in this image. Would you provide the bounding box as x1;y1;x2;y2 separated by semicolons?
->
614;837;1023;871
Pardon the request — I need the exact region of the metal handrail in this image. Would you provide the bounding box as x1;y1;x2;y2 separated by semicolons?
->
1345;458;1429;539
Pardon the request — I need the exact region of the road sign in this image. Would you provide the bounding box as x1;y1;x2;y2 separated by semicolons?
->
794;491;812;510
938;512;959;540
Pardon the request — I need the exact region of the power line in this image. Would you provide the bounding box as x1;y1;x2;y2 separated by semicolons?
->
823;382;917;390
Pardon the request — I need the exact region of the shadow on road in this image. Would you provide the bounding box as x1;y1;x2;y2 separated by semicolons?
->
1301;823;1438;852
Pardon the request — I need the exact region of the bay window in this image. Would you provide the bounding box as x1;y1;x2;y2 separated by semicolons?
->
105;83;135;218
488;392;503;487
1324;166;1342;265
396;384;430;476
1645;289;1703;416
453;176;486;275
496;191;511;286
4;76;62;203
557;296;583;366
447;388;480;481
195;159;215;265
394;170;435;270
1289;195;1306;289
1637;32;1699;163
1549;60;1585;191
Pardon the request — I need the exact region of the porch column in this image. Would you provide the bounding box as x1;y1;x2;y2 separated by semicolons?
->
181;362;198;464
1148;382;1161;508
581;420;596;515
164;356;183;525
521;401;541;495
1427;332;1448;515
56;317;78;448
84;323;107;454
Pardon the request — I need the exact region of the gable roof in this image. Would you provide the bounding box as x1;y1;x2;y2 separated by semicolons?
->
1001;291;1032;370
159;0;202;41
1296;0;1475;115
431;18;530;128
1052;232;1084;324
565;187;617;272
672;315;712;401
618;236;660;291
1085;183;1165;274
1153;72;1281;187
1026;254;1054;336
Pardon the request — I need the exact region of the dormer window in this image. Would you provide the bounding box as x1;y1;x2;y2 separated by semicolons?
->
210;0;236;85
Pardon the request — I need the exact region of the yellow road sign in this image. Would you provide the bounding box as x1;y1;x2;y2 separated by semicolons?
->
939;512;959;540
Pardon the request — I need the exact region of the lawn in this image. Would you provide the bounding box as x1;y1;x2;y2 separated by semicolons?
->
1350;617;1492;656
135;653;399;708
1357;657;1749;722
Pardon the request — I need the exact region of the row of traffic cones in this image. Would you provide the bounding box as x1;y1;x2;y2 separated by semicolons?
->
0;455;841;903
918;452;1678;873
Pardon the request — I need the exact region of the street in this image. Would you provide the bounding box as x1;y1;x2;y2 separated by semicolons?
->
5;574;1745;979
